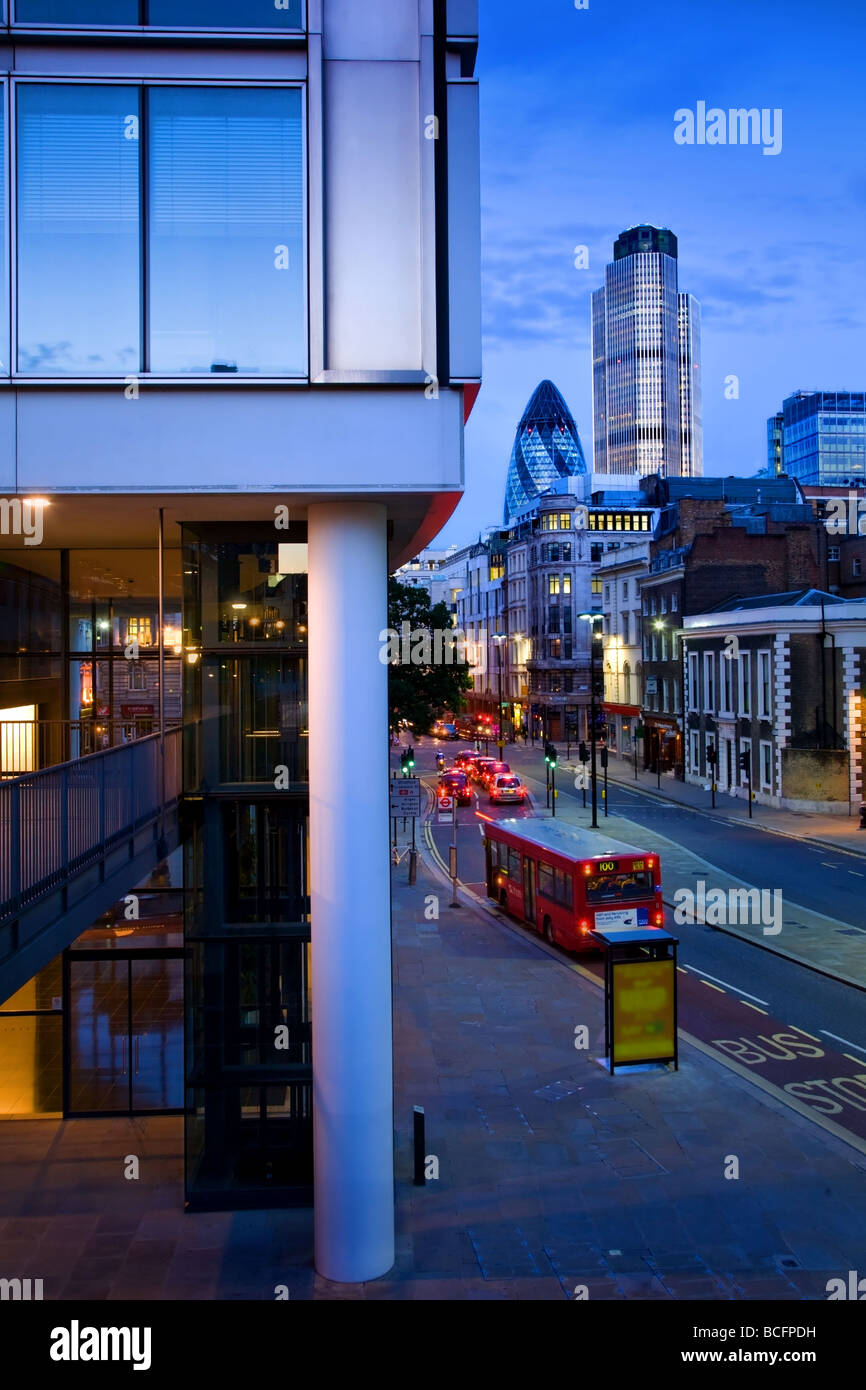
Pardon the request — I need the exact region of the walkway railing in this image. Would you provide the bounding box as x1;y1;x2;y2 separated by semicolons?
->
0;729;182;924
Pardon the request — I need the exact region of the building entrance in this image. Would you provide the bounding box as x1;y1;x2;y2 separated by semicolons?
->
64;950;183;1116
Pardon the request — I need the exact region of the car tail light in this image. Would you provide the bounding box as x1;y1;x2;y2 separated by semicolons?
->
654;911;664;926
579;918;589;932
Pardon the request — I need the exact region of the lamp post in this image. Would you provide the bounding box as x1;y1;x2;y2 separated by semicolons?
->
492;632;506;752
579;612;603;828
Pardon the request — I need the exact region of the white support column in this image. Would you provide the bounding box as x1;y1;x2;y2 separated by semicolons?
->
307;502;394;1284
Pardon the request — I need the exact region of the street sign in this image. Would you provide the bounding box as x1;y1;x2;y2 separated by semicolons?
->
390;777;421;818
437;794;453;823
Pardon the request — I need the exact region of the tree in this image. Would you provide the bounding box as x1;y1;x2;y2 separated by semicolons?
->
386;579;472;733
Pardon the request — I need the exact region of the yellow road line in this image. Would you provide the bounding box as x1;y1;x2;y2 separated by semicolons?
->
789;1026;822;1042
700;980;725;993
739;1000;768;1014
844;1054;864;1066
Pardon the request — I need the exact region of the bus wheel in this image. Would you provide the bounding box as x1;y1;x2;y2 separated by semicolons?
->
543;917;555;946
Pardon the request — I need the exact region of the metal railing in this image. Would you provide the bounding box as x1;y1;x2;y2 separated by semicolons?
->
0;729;182;923
0;718;182;778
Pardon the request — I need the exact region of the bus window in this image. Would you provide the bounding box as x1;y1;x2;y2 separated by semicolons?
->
537;862;555;899
488;839;501;868
554;868;573;908
507;847;522;883
585;871;652;903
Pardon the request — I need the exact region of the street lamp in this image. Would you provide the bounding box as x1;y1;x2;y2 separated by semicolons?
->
492;633;506;751
578;612;604;828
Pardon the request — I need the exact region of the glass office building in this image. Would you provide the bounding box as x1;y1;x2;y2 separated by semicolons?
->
0;0;481;1284
769;391;866;485
592;225;703;479
503;379;588;524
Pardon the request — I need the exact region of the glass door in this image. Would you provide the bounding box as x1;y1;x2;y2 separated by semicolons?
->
131;956;183;1111
522;857;536;926
65;951;183;1116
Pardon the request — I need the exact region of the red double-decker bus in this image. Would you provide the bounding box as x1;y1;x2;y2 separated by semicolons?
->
482;817;664;951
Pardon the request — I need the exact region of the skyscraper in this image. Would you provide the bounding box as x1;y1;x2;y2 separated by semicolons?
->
592;225;702;479
503;379;588;523
768;391;866;485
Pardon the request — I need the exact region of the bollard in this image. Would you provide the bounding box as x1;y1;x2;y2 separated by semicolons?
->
408;849;418;884
413;1105;426;1185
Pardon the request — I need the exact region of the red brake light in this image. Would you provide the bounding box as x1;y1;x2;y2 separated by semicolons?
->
579;919;590;932
654;911;664;926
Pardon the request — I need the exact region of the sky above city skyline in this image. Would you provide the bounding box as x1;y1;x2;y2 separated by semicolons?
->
439;0;866;547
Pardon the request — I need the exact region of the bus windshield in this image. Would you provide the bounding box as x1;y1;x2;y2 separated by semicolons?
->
585;870;653;903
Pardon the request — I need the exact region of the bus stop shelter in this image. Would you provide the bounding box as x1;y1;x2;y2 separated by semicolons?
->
591;926;679;1074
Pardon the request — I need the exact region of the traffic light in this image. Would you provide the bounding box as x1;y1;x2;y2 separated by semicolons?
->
739;749;750;775
600;747;609;769
406;746;415;770
706;743;717;767
548;745;558;769
544;741;552;764
578;741;589;764
400;751;410;777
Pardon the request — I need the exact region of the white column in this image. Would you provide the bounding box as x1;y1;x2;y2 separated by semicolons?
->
307;502;394;1283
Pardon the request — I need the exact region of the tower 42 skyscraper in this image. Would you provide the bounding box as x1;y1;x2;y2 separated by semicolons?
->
592;226;702;479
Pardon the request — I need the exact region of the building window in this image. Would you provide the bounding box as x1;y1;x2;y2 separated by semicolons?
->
17;82;306;377
14;0;303;27
549;638;561;659
671;592;678;612
622;580;629;599
149;86;305;374
758;650;771;719
591;577;602;597
623;661;631;704
562;574;571;595
739;651;751;716
548;605;559;633
563;637;572;660
548;575;560;596
17;84;142;375
603;584;610;602
541;514;559;531
703;652;715;712
559;513;571;530
671;631;678;660
828;545;841;561
721;647;734;713
562;542;572;561
760;740;773;790
128;663;147;691
660;595;667;614
661;678;668;712
854;559;863;578
690;729;700;771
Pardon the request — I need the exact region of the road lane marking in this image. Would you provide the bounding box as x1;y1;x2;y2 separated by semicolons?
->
822;1031;866;1054
740;1000;769;1014
845;1054;864;1066
821;862;839;868
789;1026;822;1042
850;871;864;878
701;980;725;993
681;965;768;1005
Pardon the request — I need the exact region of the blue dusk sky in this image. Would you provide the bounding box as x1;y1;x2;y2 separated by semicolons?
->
440;0;866;546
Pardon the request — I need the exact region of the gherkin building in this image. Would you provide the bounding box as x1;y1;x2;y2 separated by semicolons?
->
503;379;588;524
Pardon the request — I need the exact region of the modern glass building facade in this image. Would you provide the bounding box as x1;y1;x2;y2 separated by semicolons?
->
592;225;703;479
769;391;866;485
0;0;481;1284
503;379;587;524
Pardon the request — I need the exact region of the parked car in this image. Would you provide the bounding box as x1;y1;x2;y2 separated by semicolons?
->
489;774;528;805
438;770;472;806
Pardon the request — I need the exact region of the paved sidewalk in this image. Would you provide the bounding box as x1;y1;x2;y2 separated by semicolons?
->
3;855;865;1300
599;749;865;857
495;748;866;989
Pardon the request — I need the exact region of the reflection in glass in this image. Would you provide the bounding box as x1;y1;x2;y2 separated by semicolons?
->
17;84;141;374
15;2;138;21
14;0;302;24
149;0;302;25
148;87;305;375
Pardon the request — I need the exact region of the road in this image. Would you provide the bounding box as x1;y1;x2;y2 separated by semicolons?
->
395;735;866;1156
